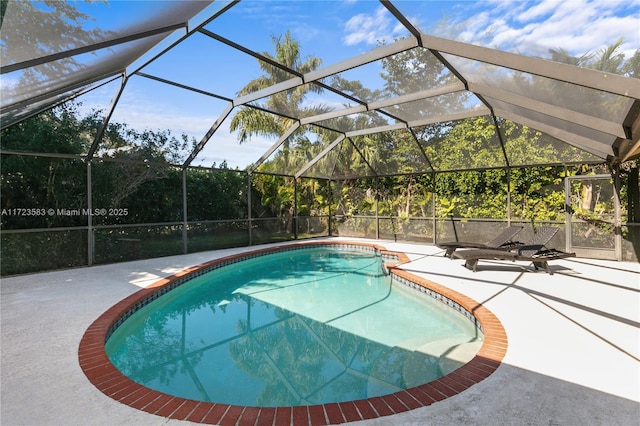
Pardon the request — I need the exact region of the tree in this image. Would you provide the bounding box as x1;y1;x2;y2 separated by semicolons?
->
622;50;640;79
230;31;335;228
230;31;330;169
1;102;90;229
1;101;193;227
1;1;113;106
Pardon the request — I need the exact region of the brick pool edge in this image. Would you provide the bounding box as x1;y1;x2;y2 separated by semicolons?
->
79;241;507;425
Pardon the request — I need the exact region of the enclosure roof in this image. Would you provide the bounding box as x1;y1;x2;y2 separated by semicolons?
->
1;0;639;178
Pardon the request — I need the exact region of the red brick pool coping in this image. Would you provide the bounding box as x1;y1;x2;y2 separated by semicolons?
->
79;241;507;425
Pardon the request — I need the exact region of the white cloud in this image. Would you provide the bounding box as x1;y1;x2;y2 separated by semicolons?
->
0;74;19;91
343;6;405;46
516;0;559;22
109;102;204;136
452;0;639;59
458;11;493;42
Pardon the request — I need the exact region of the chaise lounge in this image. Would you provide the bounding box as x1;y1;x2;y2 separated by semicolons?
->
452;227;576;275
437;225;524;258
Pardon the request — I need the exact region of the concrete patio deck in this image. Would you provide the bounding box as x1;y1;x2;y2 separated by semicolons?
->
1;238;639;425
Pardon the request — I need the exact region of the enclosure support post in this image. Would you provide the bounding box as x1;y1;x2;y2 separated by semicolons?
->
506;168;511;225
613;165;622;261
432;172;437;245
327;180;332;237
375;177;380;240
564;165;571;254
293;178;298;240
87;161;94;266
247;172;252;246
182;169;188;254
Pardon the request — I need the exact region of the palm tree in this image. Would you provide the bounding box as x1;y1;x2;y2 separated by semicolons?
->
548;47;593;67
230;31;331;170
549;38;634;75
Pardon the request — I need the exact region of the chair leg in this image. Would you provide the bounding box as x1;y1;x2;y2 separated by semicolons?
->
465;259;479;272
532;260;552;275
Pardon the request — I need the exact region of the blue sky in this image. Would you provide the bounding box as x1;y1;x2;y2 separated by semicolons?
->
73;0;639;168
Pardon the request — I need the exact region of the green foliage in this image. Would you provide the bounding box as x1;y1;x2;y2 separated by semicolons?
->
1;230;87;275
1;102;194;230
3;32;638;272
510;166;565;221
187;168;248;221
434;169;508;219
1;103;90;229
1;102;91;154
1;156;87;229
1;0;112;88
250;174;293;218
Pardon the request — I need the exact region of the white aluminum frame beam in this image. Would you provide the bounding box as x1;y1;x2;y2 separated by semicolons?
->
300;105;368;125
183;103;234;168
407;108;491;128
234;37;418;108
249;122;301;173
421;34;640;99
299;82;466;128
234;78;304;106
346;123;407;138
495;108;612;159
304;37;418;83
295;135;345;178
469;82;628;139
368;82;466;110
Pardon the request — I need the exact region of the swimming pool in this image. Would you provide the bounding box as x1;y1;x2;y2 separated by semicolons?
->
106;246;481;406
80;242;507;424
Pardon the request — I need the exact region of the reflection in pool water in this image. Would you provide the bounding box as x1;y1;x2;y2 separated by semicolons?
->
106;247;482;407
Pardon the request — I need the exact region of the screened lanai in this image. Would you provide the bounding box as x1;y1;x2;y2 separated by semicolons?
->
1;0;639;275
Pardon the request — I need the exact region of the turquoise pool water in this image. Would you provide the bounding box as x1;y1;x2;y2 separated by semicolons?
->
106;247;482;407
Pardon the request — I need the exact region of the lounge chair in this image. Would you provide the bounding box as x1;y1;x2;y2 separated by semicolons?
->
452;227;575;275
437;225;524;258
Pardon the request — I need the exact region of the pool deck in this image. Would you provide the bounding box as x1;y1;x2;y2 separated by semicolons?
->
1;237;639;425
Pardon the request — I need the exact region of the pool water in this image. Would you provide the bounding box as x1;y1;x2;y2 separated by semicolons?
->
106;247;482;407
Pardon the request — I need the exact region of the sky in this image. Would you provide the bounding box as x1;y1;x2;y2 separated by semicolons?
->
66;0;640;169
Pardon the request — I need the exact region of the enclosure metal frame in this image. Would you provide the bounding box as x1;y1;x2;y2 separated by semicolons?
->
0;150;630;274
2;0;638;169
564;173;622;260
1;0;638;272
